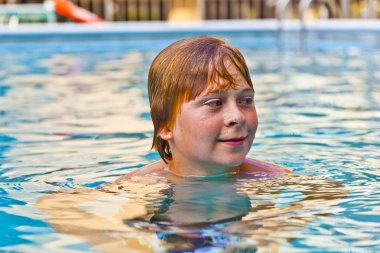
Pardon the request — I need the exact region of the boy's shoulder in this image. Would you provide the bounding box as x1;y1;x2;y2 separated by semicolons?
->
115;160;166;183
240;158;293;174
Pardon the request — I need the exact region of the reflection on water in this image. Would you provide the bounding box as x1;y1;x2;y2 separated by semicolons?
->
0;32;379;252
36;174;347;252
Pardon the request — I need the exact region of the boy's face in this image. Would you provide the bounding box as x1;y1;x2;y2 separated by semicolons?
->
160;65;258;176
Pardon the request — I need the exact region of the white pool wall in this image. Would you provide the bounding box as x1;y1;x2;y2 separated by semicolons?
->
0;19;380;36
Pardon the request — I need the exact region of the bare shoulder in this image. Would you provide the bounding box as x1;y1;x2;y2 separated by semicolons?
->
114;160;166;183
240;158;293;174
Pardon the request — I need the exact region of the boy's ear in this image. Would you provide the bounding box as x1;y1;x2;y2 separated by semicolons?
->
159;128;173;141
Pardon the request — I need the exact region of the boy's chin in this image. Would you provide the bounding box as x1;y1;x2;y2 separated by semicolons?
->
219;156;247;168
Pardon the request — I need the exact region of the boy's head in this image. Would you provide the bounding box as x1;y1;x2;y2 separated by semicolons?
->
148;35;253;162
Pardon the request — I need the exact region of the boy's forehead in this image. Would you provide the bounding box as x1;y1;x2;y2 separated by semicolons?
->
200;76;252;95
201;83;230;95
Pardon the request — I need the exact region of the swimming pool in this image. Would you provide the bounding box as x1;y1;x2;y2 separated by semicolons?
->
1;21;379;253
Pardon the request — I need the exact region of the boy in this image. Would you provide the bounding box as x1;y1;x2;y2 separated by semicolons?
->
116;35;291;182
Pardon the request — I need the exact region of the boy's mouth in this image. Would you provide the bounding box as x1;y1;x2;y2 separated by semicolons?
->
219;137;246;146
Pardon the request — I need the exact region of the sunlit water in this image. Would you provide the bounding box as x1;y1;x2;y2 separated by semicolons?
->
0;30;379;253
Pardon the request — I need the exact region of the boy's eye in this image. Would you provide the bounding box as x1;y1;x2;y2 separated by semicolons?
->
204;99;222;107
240;96;254;105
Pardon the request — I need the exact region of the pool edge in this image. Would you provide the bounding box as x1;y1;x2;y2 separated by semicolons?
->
1;19;380;37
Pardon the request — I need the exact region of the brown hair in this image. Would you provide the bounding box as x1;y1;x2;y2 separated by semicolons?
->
148;35;253;163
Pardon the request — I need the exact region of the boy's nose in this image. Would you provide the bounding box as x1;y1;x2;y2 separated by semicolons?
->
224;104;245;127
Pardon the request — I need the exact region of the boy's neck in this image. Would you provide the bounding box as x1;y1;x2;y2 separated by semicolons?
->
165;161;239;178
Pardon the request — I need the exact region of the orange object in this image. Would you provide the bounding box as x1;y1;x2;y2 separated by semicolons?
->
53;0;103;23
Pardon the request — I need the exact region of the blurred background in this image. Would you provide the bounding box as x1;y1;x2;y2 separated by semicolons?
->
0;0;379;24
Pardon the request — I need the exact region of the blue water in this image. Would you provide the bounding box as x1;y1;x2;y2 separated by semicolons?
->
0;28;379;253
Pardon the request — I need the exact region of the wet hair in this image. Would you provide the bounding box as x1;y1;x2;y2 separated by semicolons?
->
148;35;253;163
